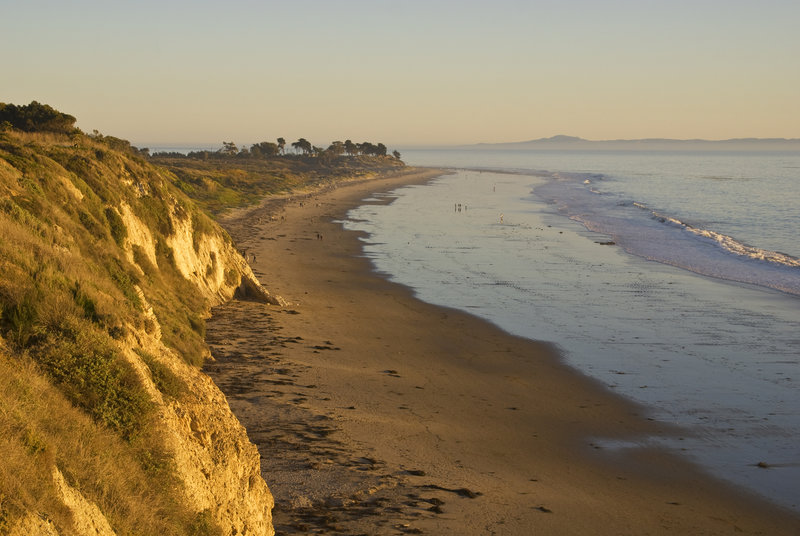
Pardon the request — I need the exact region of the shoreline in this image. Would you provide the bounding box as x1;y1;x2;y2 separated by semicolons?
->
205;167;800;534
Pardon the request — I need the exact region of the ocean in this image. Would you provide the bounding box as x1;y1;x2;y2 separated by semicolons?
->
341;148;800;511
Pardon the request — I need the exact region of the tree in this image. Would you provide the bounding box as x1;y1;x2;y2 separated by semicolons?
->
291;138;312;155
358;141;378;156
318;148;336;166
344;139;356;156
277;137;286;155
327;141;345;156
218;141;238;156
393;150;401;160
0;101;77;133
251;141;280;158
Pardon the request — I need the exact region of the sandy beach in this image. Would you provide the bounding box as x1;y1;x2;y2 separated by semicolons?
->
204;168;800;535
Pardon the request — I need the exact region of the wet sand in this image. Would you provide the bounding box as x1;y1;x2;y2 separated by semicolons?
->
204;168;800;535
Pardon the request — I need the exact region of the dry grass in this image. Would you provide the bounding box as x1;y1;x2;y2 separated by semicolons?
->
0;352;208;534
0;129;226;534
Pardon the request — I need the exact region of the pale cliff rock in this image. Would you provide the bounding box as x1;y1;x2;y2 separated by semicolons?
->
119;202;157;269
51;467;115;536
124;329;273;535
123;200;278;534
163;202;284;306
7;512;60;536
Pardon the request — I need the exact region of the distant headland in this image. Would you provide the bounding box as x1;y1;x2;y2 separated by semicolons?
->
462;135;800;152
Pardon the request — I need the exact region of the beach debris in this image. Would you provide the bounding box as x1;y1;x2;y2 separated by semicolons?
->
383;369;401;377
535;506;553;513
311;344;340;351
405;469;426;477
596;240;616;246
289;494;314;509
395;524;423;534
756;461;770;468
422;484;481;498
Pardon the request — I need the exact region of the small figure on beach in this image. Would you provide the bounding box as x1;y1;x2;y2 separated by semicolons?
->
500;213;504;223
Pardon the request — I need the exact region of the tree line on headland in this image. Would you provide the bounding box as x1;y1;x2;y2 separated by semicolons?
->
155;138;401;164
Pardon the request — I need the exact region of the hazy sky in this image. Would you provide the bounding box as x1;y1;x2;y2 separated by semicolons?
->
3;0;799;146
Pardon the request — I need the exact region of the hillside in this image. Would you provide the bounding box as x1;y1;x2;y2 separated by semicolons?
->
152;150;405;216
0;108;286;534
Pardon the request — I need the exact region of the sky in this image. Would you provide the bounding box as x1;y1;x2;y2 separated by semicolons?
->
2;0;799;147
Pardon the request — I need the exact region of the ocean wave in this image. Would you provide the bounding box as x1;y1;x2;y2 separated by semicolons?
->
651;212;800;269
701;175;758;181
586;188;800;269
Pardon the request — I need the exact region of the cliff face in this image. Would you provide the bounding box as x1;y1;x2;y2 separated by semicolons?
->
0;129;275;535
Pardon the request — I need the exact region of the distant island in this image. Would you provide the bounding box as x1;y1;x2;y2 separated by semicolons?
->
463;134;800;152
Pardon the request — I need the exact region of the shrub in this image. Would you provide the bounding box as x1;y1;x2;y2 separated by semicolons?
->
36;328;151;441
190;210;215;252
78;209;106;238
106;258;142;311
72;282;100;323
105;207;127;247
189;509;222;536
137;195;174;236
132;245;157;276
137;349;187;400
2;288;40;347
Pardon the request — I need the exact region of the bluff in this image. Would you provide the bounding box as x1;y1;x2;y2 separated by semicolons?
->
0;116;279;534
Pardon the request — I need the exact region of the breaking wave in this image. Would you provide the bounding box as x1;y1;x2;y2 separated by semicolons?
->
535;174;800;296
635;205;800;269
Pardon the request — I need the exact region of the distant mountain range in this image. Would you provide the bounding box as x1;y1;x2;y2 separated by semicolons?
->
464;135;800;151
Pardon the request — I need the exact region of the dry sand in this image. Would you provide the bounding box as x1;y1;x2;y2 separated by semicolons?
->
204;168;800;535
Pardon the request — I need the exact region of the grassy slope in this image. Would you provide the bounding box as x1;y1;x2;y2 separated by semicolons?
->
0;130;223;534
153;153;404;215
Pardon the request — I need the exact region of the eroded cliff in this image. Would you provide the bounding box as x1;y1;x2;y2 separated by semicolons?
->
0;126;276;535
